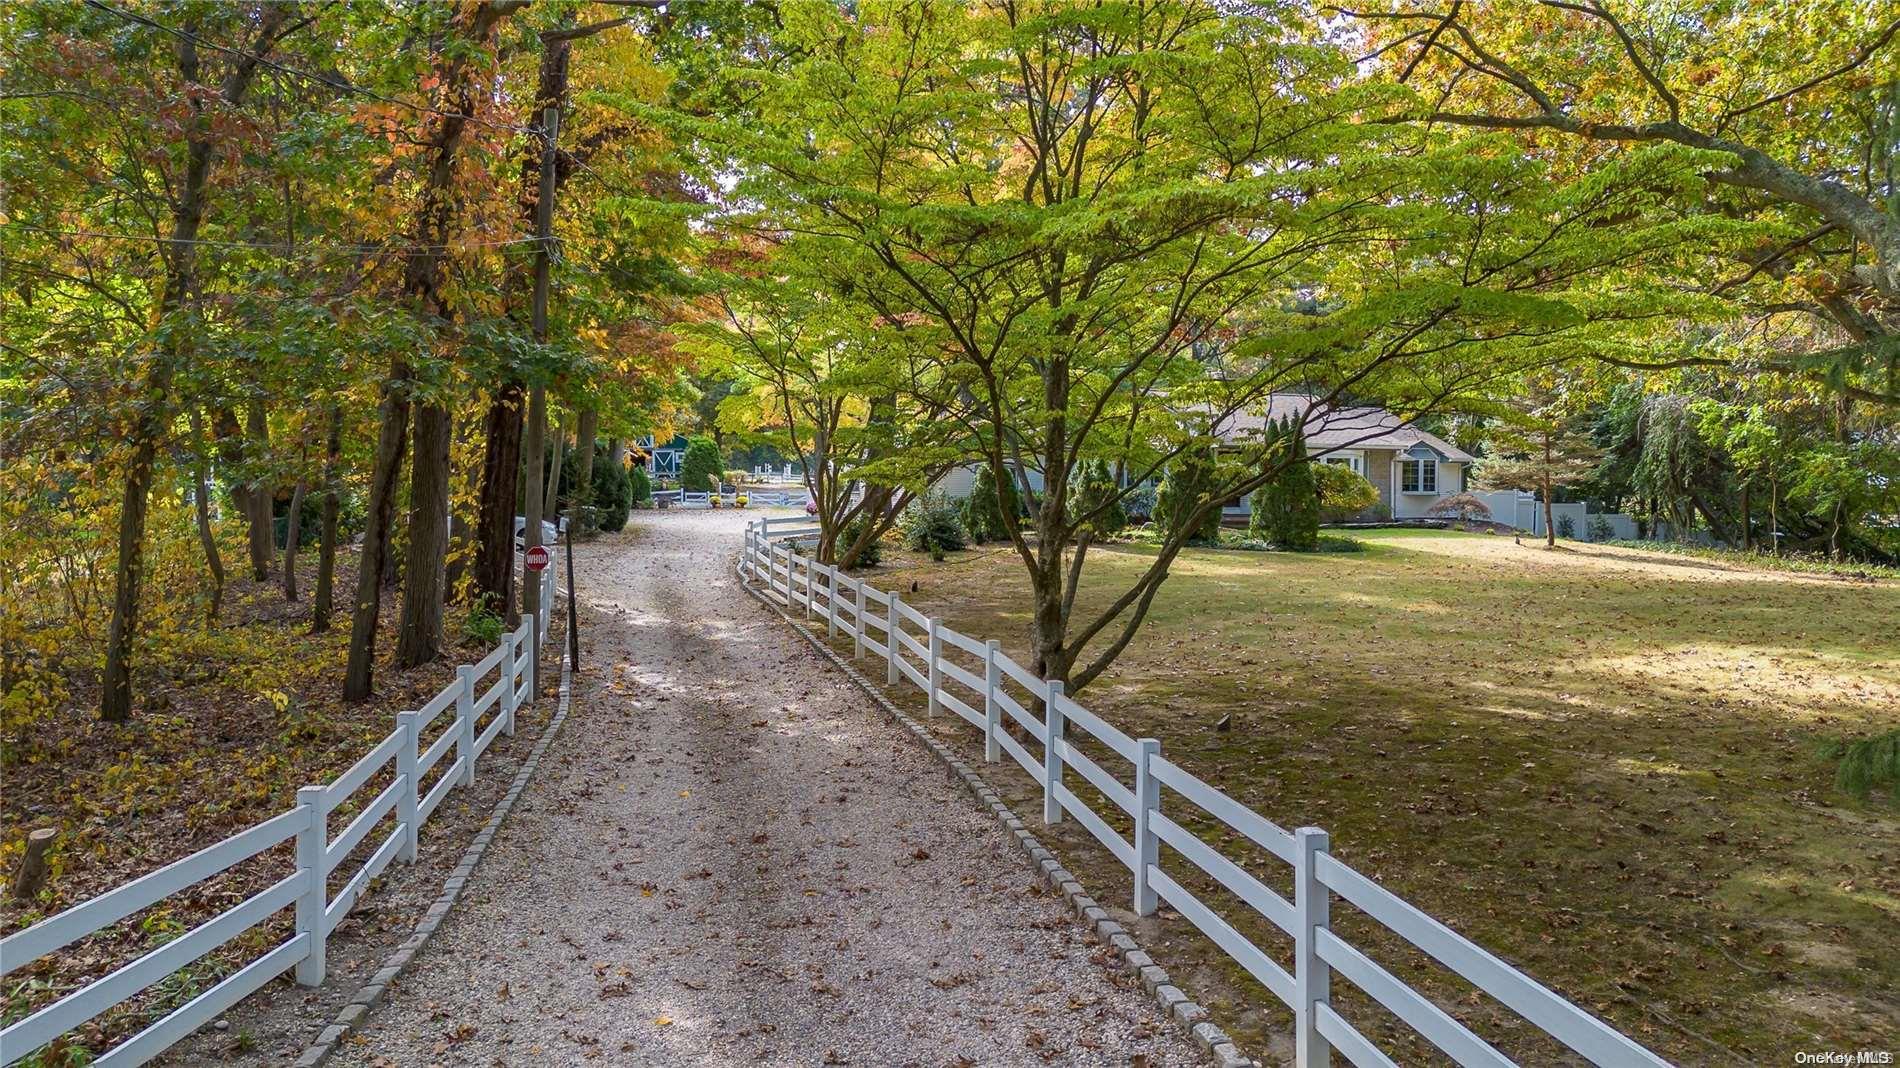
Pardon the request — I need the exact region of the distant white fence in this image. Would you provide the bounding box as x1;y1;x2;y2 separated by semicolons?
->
741;516;1672;1068
650;487;811;509
1;564;565;1066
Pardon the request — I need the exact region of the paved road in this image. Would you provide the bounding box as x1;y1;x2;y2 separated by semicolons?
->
336;508;1196;1067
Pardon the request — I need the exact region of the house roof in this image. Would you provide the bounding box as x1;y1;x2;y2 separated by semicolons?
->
1213;394;1476;462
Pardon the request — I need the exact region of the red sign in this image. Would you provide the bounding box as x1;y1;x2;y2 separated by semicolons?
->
524;545;551;572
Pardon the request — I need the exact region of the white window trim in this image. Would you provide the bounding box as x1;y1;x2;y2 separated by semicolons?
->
1398;457;1439;494
1318;449;1365;476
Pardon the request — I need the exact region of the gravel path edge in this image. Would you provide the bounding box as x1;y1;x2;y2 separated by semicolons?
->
289;642;577;1068
739;567;1260;1068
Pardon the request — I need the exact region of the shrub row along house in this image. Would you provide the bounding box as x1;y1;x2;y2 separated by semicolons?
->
935;394;1474;524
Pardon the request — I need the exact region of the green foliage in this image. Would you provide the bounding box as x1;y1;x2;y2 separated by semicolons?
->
1157;444;1222;546
629;464;652;507
1313;461;1379;524
839;516;882;568
901;492;967;557
592;457;631;533
1249;419;1319;550
962;466;1019;545
462;600;503;646
680;436;723;493
1823;729;1900;801
1068;460;1126;539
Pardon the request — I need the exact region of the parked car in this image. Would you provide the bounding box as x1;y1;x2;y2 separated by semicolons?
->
513;515;567;549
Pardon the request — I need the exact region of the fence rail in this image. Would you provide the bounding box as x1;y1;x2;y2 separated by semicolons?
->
2;548;566;1067
649;487;813;509
740;516;1672;1068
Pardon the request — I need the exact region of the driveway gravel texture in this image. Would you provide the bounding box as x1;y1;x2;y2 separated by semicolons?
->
332;508;1199;1067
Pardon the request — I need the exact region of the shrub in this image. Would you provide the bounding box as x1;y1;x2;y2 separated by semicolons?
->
1425;493;1493;524
901;492;967;557
723;469;749;487
962;465;1019;544
629;464;652;507
1068;459;1126;539
1314;462;1379;523
680;436;722;492
839;516;883;568
1157;442;1221;545
1122;483;1157;522
591;456;631;532
1587;515;1614;542
463;599;503;645
1248;417;1319;550
1557;513;1576;538
1824;728;1900;800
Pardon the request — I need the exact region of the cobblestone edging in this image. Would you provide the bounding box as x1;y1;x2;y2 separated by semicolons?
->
290;645;577;1068
741;575;1258;1068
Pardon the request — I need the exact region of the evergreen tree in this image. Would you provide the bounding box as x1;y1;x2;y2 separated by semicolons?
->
681;436;723;492
1250;417;1320;550
1157;443;1221;546
962;465;1020;544
1068;459;1126;540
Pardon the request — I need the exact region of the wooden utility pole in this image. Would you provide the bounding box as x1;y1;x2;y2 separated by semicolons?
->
520;106;561;641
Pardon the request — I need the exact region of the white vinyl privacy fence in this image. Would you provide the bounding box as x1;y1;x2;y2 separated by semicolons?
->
1;561;562;1067
742;517;1673;1068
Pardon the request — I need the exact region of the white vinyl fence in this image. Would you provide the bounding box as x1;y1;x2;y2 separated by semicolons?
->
2;567;563;1067
649;487;811;509
741;516;1673;1068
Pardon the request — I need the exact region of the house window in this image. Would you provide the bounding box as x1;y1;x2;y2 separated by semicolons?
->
1399;458;1437;493
1320;451;1365;476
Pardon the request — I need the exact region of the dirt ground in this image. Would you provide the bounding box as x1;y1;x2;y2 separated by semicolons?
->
317;509;1202;1067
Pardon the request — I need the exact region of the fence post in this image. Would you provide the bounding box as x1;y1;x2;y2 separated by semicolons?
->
522;614;536;706
926;618;942;718
1133;737;1161;915
886;592;902;686
293;785;329;986
1042;681;1065;825
983;640;1001;762
824;564;838;638
500;630;518;736
456;664;477;787
396;712;420;863
853;578;867;660
1294;826;1333;1068
803;555;815;620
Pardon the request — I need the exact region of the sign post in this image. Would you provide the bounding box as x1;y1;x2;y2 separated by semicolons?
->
524;545;550;693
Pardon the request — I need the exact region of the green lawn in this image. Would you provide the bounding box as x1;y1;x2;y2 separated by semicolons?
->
855;530;1899;1065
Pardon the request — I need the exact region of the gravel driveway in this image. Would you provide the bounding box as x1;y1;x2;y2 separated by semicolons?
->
334;508;1197;1067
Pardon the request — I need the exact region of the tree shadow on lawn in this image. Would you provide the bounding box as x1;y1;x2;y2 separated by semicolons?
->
875;536;1900;1064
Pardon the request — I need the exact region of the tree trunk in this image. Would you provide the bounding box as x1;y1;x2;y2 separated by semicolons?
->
312;406;341;632
569;407;597;535
344;375;412;701
10;828;56;903
342;0;518;700
475;382;524;622
396;403;452;668
1739;482;1752;552
282;481;305;600
101;8;289;721
544;415;566;519
1542;431;1557;548
188;410;225;621
1770;481;1780;556
521;387;547;621
244;399;274;581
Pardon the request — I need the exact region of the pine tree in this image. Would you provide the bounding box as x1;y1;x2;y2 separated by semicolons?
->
1157;443;1221;546
963;465;1019;544
1249;417;1319;550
